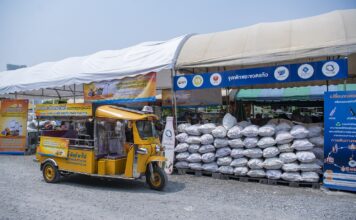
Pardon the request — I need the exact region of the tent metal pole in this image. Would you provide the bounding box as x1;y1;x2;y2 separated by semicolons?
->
344;79;347;91
170;69;178;129
326;80;329;92
74;84;76;103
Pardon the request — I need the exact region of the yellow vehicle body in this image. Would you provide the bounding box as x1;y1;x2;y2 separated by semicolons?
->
36;105;167;190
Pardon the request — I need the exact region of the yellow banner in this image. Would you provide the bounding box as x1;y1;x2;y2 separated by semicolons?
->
83;72;156;102
35;103;92;117
39;136;69;158
0;99;28;154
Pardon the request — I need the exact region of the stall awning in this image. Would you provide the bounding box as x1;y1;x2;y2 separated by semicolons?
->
236;84;356;101
176;9;356;71
0;35;188;97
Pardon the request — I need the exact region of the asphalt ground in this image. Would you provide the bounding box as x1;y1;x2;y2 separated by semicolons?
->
1;156;355;220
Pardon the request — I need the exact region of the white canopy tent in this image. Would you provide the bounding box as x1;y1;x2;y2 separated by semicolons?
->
0;35;189;99
176;9;356;82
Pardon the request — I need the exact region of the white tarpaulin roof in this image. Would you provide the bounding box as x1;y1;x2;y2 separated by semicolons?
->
176;9;356;71
0;35;188;97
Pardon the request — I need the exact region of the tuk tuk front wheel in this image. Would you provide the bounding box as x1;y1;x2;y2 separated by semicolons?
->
42;162;60;183
146;165;167;191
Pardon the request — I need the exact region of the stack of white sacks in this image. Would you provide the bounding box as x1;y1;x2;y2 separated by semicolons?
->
174;113;323;183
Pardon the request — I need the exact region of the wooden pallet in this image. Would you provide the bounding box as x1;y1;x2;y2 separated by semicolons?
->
175;169;320;189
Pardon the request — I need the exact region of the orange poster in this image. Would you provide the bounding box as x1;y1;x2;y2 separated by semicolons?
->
0;99;28;154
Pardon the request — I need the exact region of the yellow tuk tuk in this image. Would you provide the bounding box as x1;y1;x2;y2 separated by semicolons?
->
35;104;167;190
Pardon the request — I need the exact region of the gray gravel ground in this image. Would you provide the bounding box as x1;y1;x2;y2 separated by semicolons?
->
1;156;356;220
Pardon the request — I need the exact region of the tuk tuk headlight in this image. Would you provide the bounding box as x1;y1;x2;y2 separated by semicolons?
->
155;145;160;152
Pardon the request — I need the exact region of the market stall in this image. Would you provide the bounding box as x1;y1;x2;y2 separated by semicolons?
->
172;9;356;191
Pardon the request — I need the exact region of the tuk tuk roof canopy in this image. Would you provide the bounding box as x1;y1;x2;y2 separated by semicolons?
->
0;35;188;97
95;105;158;121
176;9;356;71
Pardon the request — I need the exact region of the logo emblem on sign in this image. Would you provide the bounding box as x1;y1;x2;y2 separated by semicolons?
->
322;61;340;77
297;64;314;79
165;130;172;138
192;75;204;87
274;66;289;81
210;73;222;86
177;76;188;89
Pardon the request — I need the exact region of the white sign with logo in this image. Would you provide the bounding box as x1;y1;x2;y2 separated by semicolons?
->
274;66;289;81
322;61;340;77
297;64;314;79
162;116;175;174
210;73;222;86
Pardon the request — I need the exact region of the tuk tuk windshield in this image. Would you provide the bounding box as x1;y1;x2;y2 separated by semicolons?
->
136;120;158;139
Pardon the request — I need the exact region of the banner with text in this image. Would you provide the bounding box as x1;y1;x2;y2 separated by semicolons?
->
324;91;356;192
162;88;222;107
174;59;348;91
84;72;156;103
0;99;28;154
36;103;92;117
39;136;69;158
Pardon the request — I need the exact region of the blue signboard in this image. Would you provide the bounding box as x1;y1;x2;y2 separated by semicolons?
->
324;91;356;192
174;59;348;91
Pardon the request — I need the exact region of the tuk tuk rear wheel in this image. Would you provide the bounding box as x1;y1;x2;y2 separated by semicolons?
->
42;162;60;183
146;166;167;191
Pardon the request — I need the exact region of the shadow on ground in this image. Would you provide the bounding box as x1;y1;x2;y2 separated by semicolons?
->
57;174;185;194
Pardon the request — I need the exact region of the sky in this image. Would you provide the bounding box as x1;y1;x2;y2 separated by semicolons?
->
0;0;355;71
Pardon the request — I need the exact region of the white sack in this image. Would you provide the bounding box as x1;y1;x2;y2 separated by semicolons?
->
290;125;309;139
291;139;314;151
176;152;190;161
247;169;266;178
257;137;276;148
243;137;258;148
296;151;316;163
262;158;283;169
266;170;282;180
281;172;302;182
199;144;215;154
222;113;237;130
247;158;264;169
282;162;300;172
299;163;321;172
279;152;297;163
301;171;319;182
175;161;189;169
228;139;244;148
188;144;200;153
200;134;214;145
176;133;188;143
263;147;280;158
214;138;229;148
275;131;294;144
217;156;233;166
241;125;259;137
276;122;292;132
212;126;227;138
258;125;276;137
178;123;191;133
227;125;243;139
234;167;249;176
218;166;234;174
230;148;245;159
187;153;202;163
202;162;219;172
311;147;324;160
309;136;324;147
184;124;201;136
244;148;263;158
230;157;248;167
186;136;201;144
237;121;251;128
189;162;203;170
175;143;189;153
215;147;232;158
198;123;216;134
201;152;216;163
278;143;294;153
307;125;322;138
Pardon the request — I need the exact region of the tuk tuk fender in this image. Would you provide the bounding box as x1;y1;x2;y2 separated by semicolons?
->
40;158;58;171
146;156;166;165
